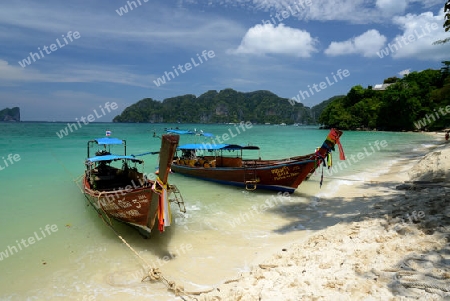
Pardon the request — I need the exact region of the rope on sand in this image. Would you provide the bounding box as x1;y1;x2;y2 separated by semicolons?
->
96;207;217;300
79;186;216;298
73;174;239;300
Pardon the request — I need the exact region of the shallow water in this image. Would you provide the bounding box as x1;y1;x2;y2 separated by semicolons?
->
0;123;438;300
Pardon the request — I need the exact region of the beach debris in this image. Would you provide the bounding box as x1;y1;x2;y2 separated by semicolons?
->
258;264;278;269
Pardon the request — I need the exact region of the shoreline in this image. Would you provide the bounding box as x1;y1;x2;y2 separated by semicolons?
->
0;128;446;301
196;139;450;300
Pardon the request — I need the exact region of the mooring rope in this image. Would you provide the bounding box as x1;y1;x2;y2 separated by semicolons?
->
72;173;233;299
103;215;218;299
95;207;193;298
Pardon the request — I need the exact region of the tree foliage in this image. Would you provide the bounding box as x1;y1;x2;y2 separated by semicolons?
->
434;0;450;44
113;89;315;124
319;64;450;131
383;77;400;84
114;64;450;131
0;107;20;122
445;0;450;32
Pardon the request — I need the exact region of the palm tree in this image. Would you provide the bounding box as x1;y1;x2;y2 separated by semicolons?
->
434;0;450;44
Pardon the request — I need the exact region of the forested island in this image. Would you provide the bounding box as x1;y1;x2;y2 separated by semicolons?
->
113;89;322;125
113;63;449;131
0;107;20;122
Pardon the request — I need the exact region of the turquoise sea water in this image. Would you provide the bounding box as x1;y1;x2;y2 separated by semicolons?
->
0;123;439;300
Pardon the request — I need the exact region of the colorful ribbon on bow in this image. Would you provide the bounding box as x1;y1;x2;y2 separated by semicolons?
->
152;177;171;232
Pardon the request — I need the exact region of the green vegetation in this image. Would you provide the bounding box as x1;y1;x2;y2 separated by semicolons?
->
319;63;450;131
114;63;450;131
114;89;315;124
0;107;20;122
310;95;345;122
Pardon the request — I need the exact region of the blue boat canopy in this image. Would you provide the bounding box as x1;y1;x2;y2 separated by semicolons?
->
86;154;143;163
166;130;195;135
166;129;215;137
177;144;259;151
94;137;124;145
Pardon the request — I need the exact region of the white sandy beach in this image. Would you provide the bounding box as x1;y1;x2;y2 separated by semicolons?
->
190;138;450;301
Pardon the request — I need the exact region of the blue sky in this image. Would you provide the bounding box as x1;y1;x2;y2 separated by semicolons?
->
0;0;449;121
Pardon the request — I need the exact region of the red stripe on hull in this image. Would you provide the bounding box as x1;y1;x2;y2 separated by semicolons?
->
83;178;153;226
171;157;318;191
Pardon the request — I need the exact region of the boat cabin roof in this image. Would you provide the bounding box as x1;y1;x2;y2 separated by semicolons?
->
86;154;143;163
178;144;260;151
166;129;215;137
93;137;124;145
166;129;195;135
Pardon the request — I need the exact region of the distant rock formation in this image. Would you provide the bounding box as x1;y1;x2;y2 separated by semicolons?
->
113;89;317;124
0;107;20;122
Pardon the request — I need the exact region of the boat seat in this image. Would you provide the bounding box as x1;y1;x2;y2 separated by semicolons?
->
94;175;115;181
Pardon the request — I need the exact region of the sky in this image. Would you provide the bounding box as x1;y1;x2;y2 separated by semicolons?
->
0;0;449;121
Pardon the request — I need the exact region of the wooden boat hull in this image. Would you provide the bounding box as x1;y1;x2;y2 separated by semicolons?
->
171;157;317;193
83;180;155;232
82;134;180;235
170;129;343;193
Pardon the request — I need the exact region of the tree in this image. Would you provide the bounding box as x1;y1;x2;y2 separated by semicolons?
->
383;77;399;84
318;67;448;131
433;0;450;44
446;0;450;31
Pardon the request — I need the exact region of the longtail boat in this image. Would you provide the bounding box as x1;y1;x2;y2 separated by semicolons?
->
167;128;344;193
82;133;182;237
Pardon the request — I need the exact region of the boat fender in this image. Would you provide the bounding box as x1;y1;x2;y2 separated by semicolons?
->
327;153;332;168
320;166;324;188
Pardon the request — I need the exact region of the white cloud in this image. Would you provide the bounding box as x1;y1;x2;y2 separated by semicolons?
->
256;0;378;23
389;10;450;60
0;59;155;88
376;0;408;15
206;0;445;23
230;24;318;57
0;59;43;83
398;69;411;76
324;29;387;57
